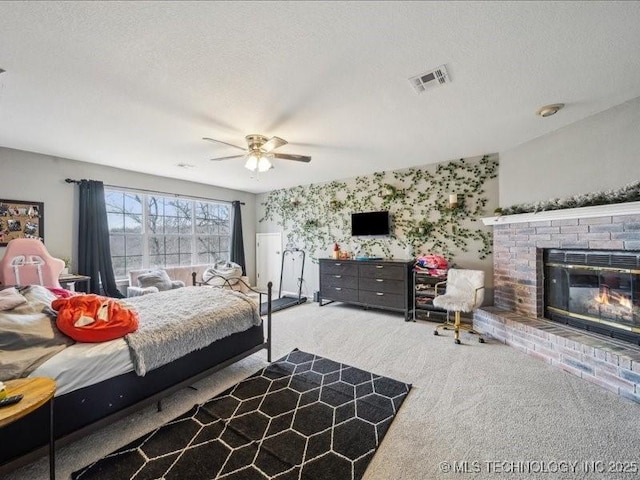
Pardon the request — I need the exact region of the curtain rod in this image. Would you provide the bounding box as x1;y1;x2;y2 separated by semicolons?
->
64;178;245;205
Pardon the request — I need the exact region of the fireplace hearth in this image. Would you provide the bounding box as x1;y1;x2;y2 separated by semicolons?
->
544;249;640;345
480;206;640;403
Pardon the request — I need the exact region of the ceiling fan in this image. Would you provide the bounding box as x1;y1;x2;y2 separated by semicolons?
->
203;134;312;173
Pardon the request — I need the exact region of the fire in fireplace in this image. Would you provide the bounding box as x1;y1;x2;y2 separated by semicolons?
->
544;249;640;345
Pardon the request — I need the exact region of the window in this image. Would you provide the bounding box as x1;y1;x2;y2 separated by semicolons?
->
147;196;193;268
105;189;231;279
105;191;144;278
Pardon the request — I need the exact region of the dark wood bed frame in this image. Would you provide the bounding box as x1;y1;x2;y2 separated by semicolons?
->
0;281;273;475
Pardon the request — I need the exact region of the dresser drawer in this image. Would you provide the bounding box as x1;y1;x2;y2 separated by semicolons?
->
320;261;358;276
321;286;358;303
321;273;358;289
358;264;406;280
358;290;405;309
319;258;411;319
359;276;405;294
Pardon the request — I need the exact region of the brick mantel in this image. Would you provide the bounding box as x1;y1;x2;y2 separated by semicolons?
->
485;205;640;318
474;203;640;404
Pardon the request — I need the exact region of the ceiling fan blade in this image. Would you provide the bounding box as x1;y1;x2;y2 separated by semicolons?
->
209;154;245;161
261;136;288;153
203;137;246;151
273;153;312;163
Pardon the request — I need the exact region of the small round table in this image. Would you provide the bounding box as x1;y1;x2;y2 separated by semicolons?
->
0;377;56;480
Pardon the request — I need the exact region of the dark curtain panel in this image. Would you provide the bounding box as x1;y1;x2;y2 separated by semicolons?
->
77;180;123;297
230;201;246;275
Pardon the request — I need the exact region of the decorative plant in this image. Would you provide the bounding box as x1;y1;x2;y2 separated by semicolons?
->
59;256;72;273
496;180;640;216
417;221;434;235
303;219;320;230
329;199;344;211
260;154;498;261
380;184;405;202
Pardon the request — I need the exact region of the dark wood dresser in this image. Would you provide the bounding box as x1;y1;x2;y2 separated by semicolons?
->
319;258;413;320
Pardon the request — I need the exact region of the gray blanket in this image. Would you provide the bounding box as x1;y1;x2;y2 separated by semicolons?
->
0;286;74;380
124;286;261;376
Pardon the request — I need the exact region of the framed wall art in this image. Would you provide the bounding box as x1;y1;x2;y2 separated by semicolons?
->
0;199;44;246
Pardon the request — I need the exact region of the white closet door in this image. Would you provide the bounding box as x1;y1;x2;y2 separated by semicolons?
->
256;232;282;292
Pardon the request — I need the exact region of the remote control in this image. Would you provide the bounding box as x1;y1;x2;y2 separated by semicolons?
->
0;394;24;408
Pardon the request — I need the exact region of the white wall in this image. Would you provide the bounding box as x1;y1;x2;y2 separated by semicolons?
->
500;96;640;206
0;147;257;283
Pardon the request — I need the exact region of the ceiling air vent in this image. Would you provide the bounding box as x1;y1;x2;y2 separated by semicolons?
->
409;65;450;94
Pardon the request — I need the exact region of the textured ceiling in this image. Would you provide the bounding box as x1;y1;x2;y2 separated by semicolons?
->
1;1;640;194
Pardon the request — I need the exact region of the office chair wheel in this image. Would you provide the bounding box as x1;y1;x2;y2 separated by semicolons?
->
479;338;485;343
433;330;439;336
455;338;461;345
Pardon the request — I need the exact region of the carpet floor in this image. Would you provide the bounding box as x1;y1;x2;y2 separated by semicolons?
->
71;349;410;480
5;301;640;479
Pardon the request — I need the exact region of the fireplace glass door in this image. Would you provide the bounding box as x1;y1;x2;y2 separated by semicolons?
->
545;249;640;344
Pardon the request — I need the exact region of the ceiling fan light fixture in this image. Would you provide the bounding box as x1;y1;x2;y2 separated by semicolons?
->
244;154;259;171
257;156;272;172
207;134;310;172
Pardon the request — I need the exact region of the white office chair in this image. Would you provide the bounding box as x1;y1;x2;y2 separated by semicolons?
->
432;268;485;344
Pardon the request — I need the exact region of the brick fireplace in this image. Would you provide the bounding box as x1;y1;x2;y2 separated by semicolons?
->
474;202;640;404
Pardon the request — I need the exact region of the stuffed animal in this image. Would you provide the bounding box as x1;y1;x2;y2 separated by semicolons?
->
52;294;139;342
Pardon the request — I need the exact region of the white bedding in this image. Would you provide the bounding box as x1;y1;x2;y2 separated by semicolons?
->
29;338;134;396
124;286;261;375
22;286;261;396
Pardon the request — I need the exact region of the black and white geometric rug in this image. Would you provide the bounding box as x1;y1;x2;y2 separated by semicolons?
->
72;349;411;480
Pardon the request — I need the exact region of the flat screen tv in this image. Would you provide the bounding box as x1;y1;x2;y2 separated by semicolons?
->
351;211;390;236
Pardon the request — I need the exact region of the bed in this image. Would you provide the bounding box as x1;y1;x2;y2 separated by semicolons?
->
0;281;273;473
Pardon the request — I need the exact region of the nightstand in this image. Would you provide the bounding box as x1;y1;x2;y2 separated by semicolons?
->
0;378;56;480
58;274;91;291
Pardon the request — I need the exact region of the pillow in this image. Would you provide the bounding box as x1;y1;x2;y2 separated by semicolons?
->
202;262;243;285
137;270;173;292
0;287;27;311
52;294;139;343
127;286;160;297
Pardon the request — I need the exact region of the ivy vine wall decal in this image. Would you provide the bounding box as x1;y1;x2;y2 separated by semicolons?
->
260;154;498;262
